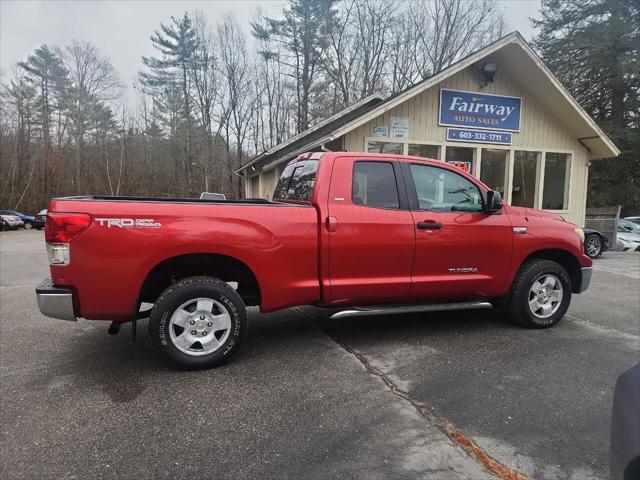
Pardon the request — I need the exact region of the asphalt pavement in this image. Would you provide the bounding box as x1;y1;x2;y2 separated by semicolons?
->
1;230;638;479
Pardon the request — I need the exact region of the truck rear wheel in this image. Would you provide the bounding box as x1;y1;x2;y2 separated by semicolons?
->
507;259;572;328
148;276;247;369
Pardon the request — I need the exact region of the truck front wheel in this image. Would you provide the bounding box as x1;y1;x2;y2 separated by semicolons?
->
149;276;247;369
507;259;572;328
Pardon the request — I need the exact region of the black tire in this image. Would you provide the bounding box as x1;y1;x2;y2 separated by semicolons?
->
148;276;247;370
23;221;33;230
584;234;602;258
507;259;572;328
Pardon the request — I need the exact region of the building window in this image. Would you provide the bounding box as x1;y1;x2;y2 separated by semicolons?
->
512;151;541;208
542;153;571;210
352;161;400;209
367;140;403;154
408;143;440;159
480;148;508;196
445;146;475;174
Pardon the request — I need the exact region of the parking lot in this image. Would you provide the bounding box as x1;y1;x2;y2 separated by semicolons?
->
1;229;638;479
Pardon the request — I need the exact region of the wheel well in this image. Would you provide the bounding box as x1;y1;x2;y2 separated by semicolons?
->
139;253;261;306
523;249;582;293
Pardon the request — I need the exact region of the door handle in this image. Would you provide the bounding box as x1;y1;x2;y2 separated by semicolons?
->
326;216;338;232
417;221;442;230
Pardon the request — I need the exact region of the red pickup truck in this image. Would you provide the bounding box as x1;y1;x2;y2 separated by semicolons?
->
37;152;592;369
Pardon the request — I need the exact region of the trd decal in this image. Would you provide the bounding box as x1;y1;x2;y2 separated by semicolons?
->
95;218;161;228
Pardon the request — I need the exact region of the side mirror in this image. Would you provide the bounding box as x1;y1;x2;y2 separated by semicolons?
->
485;190;503;213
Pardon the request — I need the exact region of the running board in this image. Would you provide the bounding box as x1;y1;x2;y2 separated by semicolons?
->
329;301;493;320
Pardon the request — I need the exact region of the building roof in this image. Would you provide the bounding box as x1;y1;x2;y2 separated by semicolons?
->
236;31;619;175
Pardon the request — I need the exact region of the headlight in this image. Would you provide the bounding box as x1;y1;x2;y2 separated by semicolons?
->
574;228;585;243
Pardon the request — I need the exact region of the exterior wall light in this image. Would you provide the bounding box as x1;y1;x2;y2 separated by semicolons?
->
473;61;498;87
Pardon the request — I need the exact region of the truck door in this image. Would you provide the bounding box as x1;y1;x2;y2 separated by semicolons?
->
401;162;513;300
327;157;415;305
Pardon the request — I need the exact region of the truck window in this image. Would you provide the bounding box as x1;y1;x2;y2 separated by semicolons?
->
352;161;400;209
409;164;482;212
273;160;319;202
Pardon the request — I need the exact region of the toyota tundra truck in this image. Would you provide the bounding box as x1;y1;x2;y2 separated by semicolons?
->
36;152;592;369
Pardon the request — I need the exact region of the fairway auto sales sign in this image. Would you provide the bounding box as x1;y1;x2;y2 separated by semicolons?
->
440;89;521;132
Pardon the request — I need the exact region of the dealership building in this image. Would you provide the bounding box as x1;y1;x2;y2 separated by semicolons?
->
236;32;619;226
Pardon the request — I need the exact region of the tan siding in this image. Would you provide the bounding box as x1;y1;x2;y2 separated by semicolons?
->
259;169;278;200
246;175;260;198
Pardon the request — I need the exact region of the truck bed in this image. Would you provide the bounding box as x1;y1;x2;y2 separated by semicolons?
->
46;195;321;320
57;195;280;205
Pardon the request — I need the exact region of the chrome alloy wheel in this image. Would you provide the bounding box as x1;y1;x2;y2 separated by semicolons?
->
169;297;232;356
585;235;602;257
528;274;563;319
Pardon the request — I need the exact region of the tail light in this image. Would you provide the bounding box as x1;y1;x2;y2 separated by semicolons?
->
45;213;91;243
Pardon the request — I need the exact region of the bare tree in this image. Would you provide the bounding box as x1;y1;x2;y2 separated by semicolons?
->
388;10;420;93
410;0;505;78
252;9;296;151
354;0;395;98
64;40;121;194
192;11;221;192
217;14;255;197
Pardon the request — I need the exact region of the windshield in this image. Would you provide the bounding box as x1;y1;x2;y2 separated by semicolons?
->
618;219;640;234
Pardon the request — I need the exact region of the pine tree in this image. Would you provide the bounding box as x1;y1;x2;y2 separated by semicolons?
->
140;13;201;194
532;0;639;213
252;0;338;133
18;44;69;148
18;44;69;206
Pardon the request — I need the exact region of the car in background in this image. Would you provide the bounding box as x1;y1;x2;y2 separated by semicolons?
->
616;219;640;252
624;216;640;226
582;228;609;258
199;192;226;200
0;213;24;231
0;209;44;230
35;209;47;228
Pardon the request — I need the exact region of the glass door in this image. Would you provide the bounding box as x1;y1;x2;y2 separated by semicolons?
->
480;148;508;196
512;151;541;208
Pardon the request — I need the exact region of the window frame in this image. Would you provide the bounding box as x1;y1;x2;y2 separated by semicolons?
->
400;161;488;214
351;159;409;210
511;150;542;209
407;142;441;160
365;139;405;155
365;137;445;159
541;152;572;212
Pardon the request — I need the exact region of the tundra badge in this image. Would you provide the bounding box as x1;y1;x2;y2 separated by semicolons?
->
448;267;478;273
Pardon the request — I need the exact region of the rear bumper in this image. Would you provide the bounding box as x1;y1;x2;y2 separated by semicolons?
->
576;267;592;294
36;278;77;321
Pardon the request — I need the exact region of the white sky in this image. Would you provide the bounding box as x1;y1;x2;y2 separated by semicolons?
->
0;0;541;103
